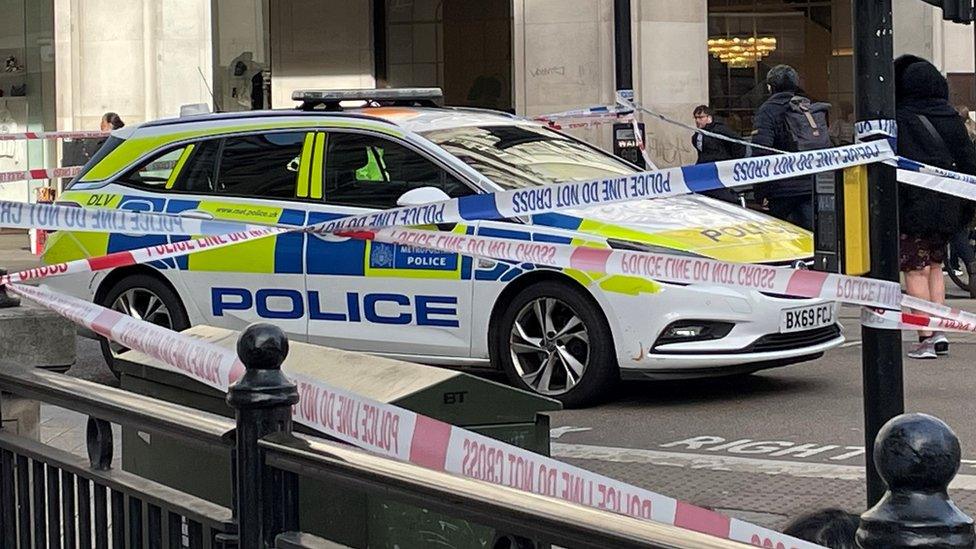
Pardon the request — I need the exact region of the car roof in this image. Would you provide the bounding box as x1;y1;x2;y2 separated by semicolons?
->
139;105;531;136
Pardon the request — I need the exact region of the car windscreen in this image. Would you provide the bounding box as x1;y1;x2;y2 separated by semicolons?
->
65;135;125;188
420;125;636;190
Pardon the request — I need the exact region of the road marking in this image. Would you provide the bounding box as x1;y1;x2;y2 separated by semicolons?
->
550;426;592;439
551;442;976;491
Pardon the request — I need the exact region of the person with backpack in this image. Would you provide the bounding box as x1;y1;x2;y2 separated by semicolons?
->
895;55;976;359
750;64;831;230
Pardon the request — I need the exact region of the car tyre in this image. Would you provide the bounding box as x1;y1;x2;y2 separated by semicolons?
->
491;280;617;408
98;274;190;378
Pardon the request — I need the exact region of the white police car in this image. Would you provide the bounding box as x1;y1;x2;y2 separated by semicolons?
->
43;89;841;406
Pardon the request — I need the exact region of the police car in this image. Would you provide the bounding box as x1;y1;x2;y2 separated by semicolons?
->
43;88;841;407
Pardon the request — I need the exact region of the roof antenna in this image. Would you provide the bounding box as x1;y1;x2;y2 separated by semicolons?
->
198;66;220;112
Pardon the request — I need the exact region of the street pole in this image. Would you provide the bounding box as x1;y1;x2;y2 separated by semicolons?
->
853;0;904;507
613;0;632;93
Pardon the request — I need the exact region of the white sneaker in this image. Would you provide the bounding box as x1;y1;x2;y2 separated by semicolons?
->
931;333;949;356
907;339;938;360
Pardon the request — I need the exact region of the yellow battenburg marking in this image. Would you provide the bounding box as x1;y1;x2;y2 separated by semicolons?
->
42;230;109;264
599;275;662;296
185;201;282;273
576;218;812;263
296;134;315;198
311;133;325;199
42;191;117;263
165;144;195;190
82;120;404;182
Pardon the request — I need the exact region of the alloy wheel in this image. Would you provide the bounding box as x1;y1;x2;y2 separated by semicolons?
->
509;297;590;395
108;288;173;355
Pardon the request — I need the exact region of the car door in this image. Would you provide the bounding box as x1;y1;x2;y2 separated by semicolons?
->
303;129;477;359
160;131;313;341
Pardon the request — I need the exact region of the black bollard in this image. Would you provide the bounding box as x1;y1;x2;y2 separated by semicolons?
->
227;323;300;548
0;269;20;308
857;413;975;548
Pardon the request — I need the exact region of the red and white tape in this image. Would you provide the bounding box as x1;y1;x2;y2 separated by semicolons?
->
0;130;109;141
7;282;822;548
862;308;976;334
0;227;286;286
0;166;82;183
344;227;904;311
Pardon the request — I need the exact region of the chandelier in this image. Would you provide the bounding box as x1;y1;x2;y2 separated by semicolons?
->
707;36;777;68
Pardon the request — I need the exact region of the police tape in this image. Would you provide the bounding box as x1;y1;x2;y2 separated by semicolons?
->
342;227;904;310
861;307;976;334
0;130;109;141
6;281;824;549
0;166;82;183
307;140;896;234
6;283;244;388
0;227;286;286
0;199;276;237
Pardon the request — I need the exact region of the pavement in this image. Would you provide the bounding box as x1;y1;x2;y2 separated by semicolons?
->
5;230;976;533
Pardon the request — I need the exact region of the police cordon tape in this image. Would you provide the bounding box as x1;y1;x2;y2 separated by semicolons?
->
0;129;109;141
305;140;896;234
0;227;286;286
342;227;904;310
534;103;657;167
4;281;824;549
0;166;82;183
861;307;976;334
0;198;277;238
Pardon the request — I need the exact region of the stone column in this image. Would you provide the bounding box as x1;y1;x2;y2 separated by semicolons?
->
513;0;616;149
634;0;708;168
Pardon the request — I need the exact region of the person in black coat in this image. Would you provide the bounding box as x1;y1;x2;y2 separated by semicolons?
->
751;64;815;230
895;55;976;359
691;105;743;203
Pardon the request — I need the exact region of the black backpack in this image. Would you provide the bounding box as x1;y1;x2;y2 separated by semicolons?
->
784;96;832;151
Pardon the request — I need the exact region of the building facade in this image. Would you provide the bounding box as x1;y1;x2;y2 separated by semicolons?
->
0;0;973;203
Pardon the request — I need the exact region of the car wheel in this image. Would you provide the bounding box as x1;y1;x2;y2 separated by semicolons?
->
98;274;189;377
492;280;617;408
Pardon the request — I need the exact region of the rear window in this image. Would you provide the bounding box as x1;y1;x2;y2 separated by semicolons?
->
65;136;125;188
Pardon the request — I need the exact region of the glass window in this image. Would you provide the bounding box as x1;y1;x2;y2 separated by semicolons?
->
118;146;192;190
214;132;306;198
173;140;219;194
421;125;635;190
323;133;472;208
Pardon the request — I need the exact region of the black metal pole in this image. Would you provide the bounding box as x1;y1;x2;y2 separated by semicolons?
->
853;0;904;507
613;0;632;93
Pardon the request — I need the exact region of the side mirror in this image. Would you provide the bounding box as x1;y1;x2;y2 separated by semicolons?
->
396;186;451;207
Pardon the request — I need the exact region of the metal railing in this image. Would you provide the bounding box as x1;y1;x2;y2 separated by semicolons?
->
0;324;752;548
0;366;237;548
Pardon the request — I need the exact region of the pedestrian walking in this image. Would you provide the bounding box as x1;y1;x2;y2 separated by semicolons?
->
895;55;976;359
691;105;743;203
750;64;831;230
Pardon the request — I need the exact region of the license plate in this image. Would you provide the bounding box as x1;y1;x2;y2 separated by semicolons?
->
779;303;835;333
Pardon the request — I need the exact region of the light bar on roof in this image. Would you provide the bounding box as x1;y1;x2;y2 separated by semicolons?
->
292;88;443;103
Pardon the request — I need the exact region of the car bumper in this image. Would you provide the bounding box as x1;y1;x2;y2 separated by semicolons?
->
606;283;844;375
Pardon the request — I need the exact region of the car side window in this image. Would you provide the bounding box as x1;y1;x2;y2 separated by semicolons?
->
323;132;472;209
213;132;307;199
118;146;193;191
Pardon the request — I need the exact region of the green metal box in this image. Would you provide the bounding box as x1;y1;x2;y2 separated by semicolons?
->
118;326;560;548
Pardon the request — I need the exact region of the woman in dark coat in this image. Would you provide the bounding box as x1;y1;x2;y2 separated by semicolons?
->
895;55;976;359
